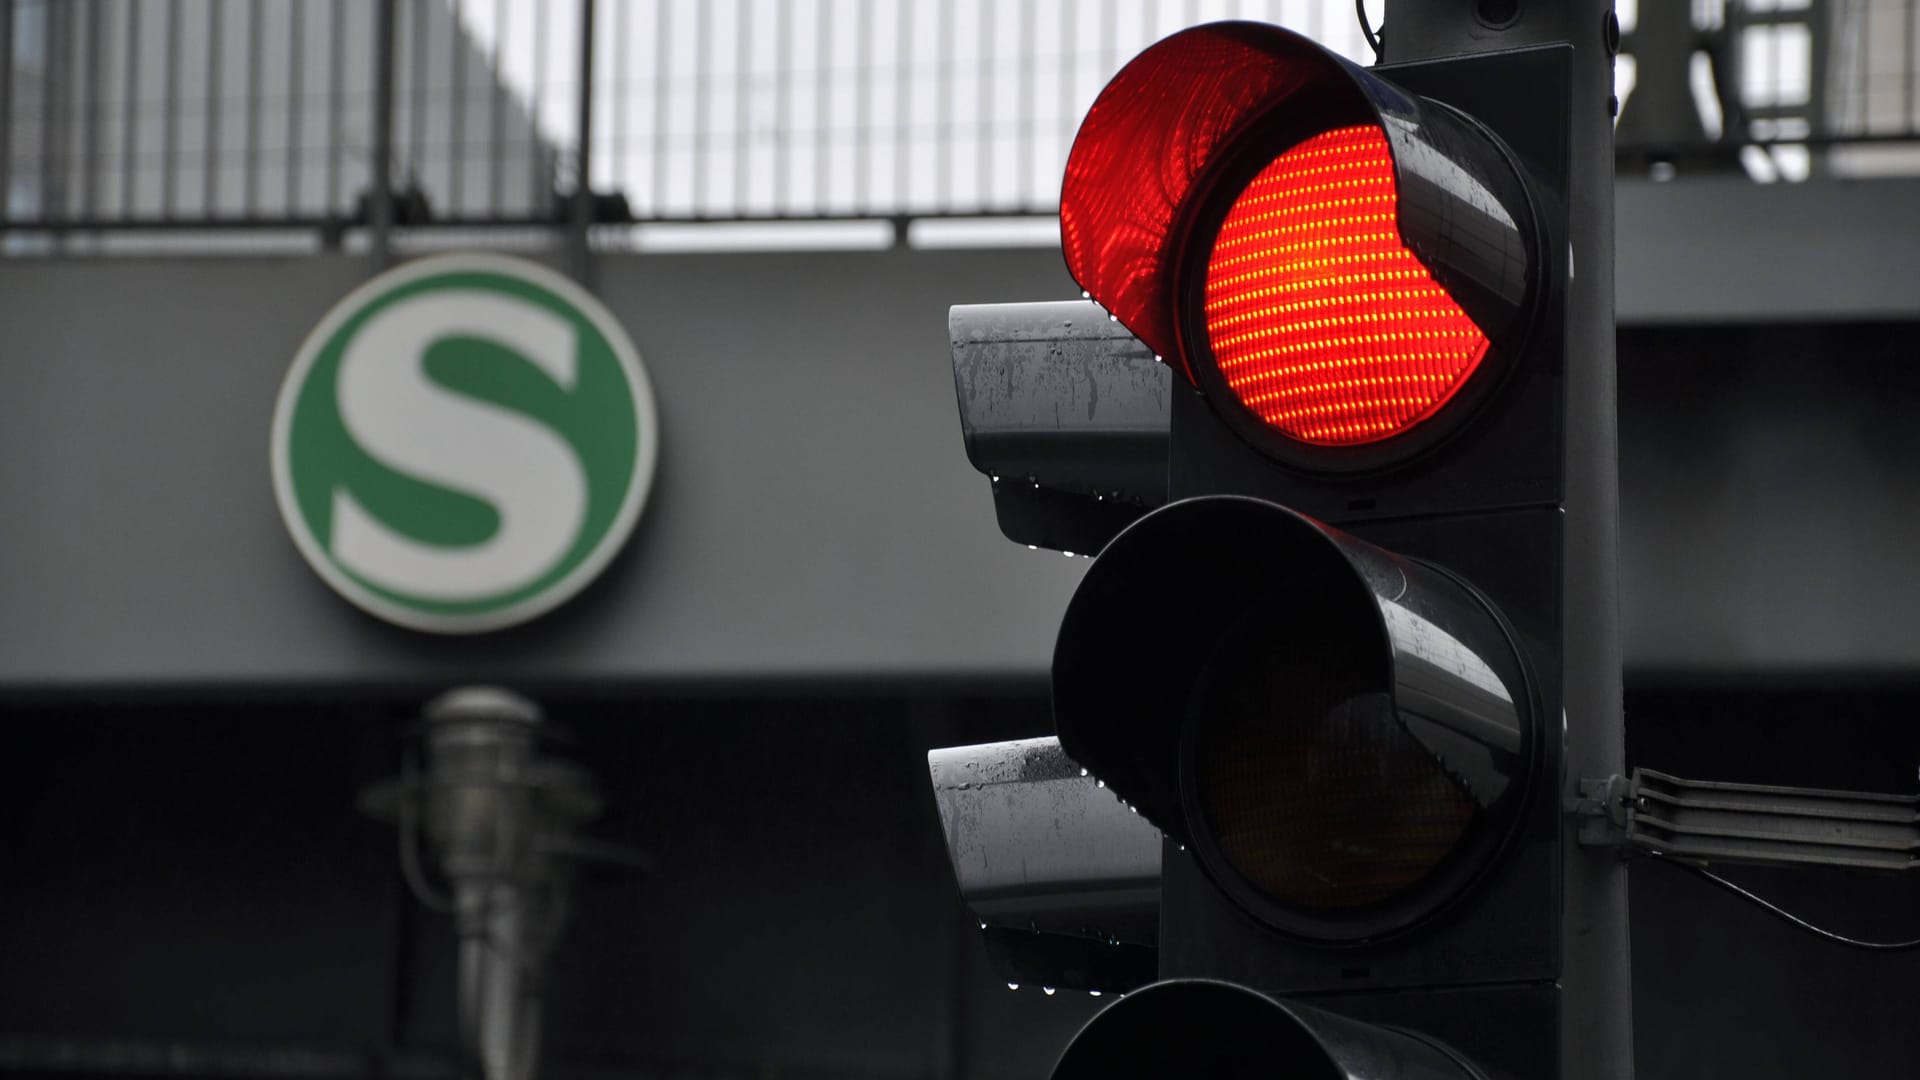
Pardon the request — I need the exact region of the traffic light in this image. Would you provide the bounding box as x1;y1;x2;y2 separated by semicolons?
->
939;10;1626;1080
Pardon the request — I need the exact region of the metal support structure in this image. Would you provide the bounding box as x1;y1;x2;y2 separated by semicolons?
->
161;0;178;216
327;0;344;218
1807;0;1832;177
286;0;304;214
1578;768;1920;873
488;0;506;216
243;0;262;215
79;0;102;222
1615;0;1711;156
118;0;137;218
449;0;467;214
567;0;596;284
40;0;63;233
370;0;397;265
1381;4;1628;1079
0;0;14;227
205;0;224;215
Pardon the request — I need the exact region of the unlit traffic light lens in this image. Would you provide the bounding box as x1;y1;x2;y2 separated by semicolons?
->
1185;609;1478;914
1202;125;1492;447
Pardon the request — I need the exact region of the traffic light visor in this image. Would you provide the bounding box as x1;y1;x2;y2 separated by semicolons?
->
1051;979;1485;1079
1053;497;1535;941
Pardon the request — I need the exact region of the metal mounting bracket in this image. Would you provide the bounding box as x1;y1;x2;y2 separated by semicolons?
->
1573;767;1920;872
1571;773;1633;848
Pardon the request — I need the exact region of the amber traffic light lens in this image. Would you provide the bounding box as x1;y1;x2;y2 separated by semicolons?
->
1188;616;1478;912
1202;125;1491;447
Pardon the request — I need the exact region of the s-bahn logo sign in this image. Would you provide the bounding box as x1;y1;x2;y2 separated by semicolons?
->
271;253;658;633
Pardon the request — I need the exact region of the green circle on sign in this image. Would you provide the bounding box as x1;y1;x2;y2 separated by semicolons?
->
270;253;659;633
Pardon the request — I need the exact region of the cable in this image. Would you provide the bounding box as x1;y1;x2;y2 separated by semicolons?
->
1658;857;1920;952
1355;0;1384;62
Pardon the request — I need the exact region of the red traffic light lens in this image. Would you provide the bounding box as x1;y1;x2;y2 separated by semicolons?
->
1061;23;1542;470
1202;125;1491;447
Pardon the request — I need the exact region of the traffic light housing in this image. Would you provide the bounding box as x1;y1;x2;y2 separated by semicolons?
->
953;13;1626;1080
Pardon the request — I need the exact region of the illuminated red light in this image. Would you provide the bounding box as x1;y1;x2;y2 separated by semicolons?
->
1203;125;1491;447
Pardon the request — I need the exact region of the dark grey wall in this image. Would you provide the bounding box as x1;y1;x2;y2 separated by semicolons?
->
1616;177;1920;324
0;250;1087;690
1619;324;1920;676
0;695;1097;1080
4;178;1920;690
7;687;1918;1080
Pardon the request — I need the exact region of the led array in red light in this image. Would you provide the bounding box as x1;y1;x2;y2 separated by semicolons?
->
1203;125;1490;447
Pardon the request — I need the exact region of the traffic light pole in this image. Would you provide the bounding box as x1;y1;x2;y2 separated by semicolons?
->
1383;5;1630;1079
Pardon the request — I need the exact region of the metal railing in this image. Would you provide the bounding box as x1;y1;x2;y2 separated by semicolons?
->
1827;0;1920;139
0;0;1376;251
1;0;562;236
0;0;1916;254
1616;0;1920;180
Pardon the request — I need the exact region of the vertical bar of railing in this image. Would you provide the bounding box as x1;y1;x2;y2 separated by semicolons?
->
529;0;545;208
532;0;547;208
81;0;102;222
569;0;595;279
204;0;221;214
651;0;669;215
693;0;708;215
409;0;426;197
1772;9;1784;137
890;0;906;214
244;0;261;215
488;0;504;216
1858;0;1872;133
936;0;951;210
854;0;870;210
770;0;783;212
372;0;397;262
611;0;625;215
119;0;136;217
1058;0;1073;170
1101;0;1116;82
449;0;464;214
813;0;827;213
733;0;749;212
976;0;990;209
162;0;179;216
0;0;13;227
1805;0;1829;174
287;0;302;214
1906;0;1916;135
894;0;909;214
1018;0;1034;211
327;0;342;216
41;0;58;225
